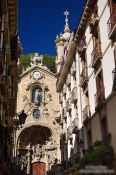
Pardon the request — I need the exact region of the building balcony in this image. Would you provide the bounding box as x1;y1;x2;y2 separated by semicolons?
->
94;89;106;111
66;74;71;87
77;36;87;57
91;41;102;68
67;126;73;140
72;118;78;134
112;68;116;91
71;62;76;76
79;67;88;88
82;105;91;124
107;12;116;39
89;14;99;34
66;98;72;112
71;87;77;104
63;85;66;96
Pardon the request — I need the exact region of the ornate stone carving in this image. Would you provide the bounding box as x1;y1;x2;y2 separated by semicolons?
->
42;107;50;118
34;144;45;158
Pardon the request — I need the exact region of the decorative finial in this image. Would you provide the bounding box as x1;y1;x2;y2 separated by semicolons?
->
64;10;69;21
63;10;70;33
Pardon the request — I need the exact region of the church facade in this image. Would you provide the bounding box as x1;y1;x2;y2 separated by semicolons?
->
12;54;61;175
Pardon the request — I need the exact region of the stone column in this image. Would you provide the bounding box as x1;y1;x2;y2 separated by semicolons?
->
27;149;31;175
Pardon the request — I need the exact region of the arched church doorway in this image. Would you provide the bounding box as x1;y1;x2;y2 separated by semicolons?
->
17;125;55;175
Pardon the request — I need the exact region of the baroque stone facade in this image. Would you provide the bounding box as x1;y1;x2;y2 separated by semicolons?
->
13;53;61;174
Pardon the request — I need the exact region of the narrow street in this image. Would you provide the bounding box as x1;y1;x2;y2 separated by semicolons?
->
0;0;116;175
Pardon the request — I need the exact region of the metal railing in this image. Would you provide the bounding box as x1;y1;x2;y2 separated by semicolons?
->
91;41;102;68
78;36;86;49
71;87;77;103
80;67;88;87
107;11;116;37
82;105;90;123
66;98;72;112
72;118;78;133
94;89;105;109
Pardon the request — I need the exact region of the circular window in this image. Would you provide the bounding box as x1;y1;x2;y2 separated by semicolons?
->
33;108;40;119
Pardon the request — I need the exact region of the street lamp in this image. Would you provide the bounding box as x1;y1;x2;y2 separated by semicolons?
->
18;110;27;126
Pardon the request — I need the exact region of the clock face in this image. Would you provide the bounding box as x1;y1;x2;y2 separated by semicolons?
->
33;71;41;79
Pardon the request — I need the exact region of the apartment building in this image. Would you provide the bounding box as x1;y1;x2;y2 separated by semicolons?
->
56;0;116;174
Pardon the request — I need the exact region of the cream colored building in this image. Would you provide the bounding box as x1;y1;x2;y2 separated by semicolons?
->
12;54;61;175
55;1;116;174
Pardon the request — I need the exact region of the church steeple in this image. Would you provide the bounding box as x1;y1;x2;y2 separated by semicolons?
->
55;10;71;74
64;10;70;33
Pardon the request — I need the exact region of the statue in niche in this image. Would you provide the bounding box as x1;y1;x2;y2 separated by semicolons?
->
32;88;42;103
34;144;45;158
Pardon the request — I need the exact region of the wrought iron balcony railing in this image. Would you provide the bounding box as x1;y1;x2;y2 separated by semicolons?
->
71;87;77;103
107;11;116;39
80;67;88;87
112;68;116;91
89;4;99;34
77;36;87;56
89;14;99;29
66;98;72;112
72;118;78;134
91;41;102;68
94;89;106;111
82;105;91;123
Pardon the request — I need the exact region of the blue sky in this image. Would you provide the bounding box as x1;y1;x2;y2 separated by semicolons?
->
18;0;86;56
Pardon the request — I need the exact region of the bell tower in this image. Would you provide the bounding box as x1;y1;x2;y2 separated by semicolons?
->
55;10;71;74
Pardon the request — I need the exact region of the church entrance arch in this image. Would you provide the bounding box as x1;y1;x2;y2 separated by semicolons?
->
16;124;57;175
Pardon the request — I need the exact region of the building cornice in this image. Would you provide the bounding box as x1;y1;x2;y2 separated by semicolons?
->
75;0;97;42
